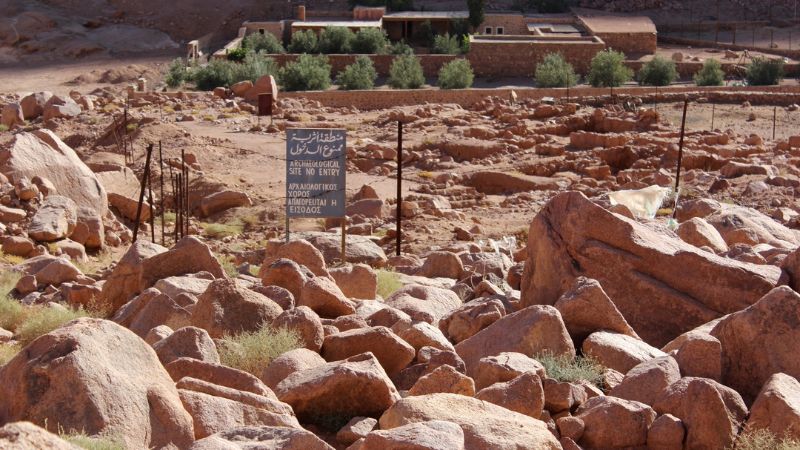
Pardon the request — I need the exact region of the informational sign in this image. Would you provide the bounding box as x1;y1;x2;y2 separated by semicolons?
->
286;128;346;218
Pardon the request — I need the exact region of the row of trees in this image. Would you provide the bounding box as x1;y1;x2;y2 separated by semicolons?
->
168;46;785;92
534;49;785;88
166;53;475;91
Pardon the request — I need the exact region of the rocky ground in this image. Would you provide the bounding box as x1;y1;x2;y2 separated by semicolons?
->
2;66;800;450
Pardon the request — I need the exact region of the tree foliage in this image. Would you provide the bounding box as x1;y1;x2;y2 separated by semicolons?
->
438;59;474;89
431;33;461;54
164;58;187;88
389;54;425;89
694;58;725;86
279;54;332;91
288;30;318;54
336;56;378;90
587;49;633;88
746;57;784;86
352;28;389;54
534;53;578;87
319;26;355;54
467;0;486;30
638;56;677;86
241;32;285;54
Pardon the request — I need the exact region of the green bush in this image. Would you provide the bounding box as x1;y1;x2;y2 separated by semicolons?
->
279;54;332;91
694;58;725;86
536;352;605;386
241;32;285;54
389;54;425;89
232;52;279;84
438;59;474;89
288;30;319;54
336;56;378;90
638;56;677;86
535;53;578;87
226;47;247;62
376;270;404;298
218;325;302;376
587;49;633;88
164;58;187;88
352;28;389;54
191;59;235;90
384;40;414;55
319;26;355;54
746;57;785;86
431;33;461;54
413;20;435;47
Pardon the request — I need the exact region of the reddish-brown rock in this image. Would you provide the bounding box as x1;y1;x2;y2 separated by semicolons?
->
322;326;415;376
475;372;544;419
575;396;656;449
745;373;800;440
455;305;574;377
192;278;283;338
521;191;780;347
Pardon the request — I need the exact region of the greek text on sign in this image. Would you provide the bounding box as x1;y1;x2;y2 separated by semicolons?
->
286;128;346;218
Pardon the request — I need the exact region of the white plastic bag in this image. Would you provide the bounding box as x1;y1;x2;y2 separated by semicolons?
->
608;185;670;219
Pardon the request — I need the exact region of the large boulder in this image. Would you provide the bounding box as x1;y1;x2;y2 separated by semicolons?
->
101;240;167;312
0;318;194;449
582;331;666;374
261;348;327;390
0;130;107;216
455;305;574;376
609;356;681;406
385;284;463;325
140;236;226;291
474;372;545;419
357;420;465;450
653;377;747;450
379;393;561;450
705;203;800;249
192;278;282;338
298;277;356;318
96;168;150;222
746;373;800;440
28;196;77;242
322;326;415;376
554;276;638;345
153;326;220;365
520;191;780;347
275;352;400;426
710;286;800;402
0;421;79;450
190;426;334;450
199;190;252;217
177;378;299;439
575;396;656;449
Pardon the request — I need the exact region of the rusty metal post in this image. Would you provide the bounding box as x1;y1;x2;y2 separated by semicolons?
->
673;98;689;218
159;141;165;246
711;102;716;130
176;172;183;240
341;221;347;264
183;149;190;237
774;106;778;140
148;170;155;243
132;144;154;242
396;121;403;257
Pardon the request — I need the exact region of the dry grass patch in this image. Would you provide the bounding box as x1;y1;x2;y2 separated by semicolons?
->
61;431;125;450
734;430;800;450
16;306;93;346
376;269;403;299
536;352;605;387
218;325;302;377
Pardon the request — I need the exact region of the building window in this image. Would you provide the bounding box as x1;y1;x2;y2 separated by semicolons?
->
484;27;492;35
496;27;504;35
259;28;265;34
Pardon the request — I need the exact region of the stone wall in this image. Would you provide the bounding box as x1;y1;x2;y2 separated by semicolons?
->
479;14;528;35
243;22;284;39
467;37;606;77
595;31;657;54
280;85;800;110
659;35;800;61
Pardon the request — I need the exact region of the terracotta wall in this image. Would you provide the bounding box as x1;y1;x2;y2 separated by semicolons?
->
596;32;658;55
279;85;800;110
467;38;606;77
479;14;528;35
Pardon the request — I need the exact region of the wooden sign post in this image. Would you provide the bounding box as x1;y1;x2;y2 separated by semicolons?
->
285;128;348;262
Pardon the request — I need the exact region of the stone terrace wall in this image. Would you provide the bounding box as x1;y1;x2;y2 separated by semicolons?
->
467;39;606;77
596;31;657;54
659;36;800;61
281;85;800;110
